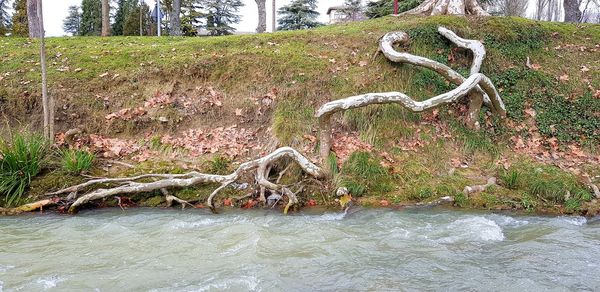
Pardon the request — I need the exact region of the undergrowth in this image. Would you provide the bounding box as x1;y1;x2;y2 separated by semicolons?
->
0;133;48;207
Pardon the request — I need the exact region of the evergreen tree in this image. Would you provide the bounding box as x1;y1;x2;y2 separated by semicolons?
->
63;5;82;36
199;0;244;36
180;0;201;36
112;0;138;35
80;0;102;36
11;0;28;36
365;0;420;18
0;0;10;36
123;2;151;35
341;0;362;21
277;0;320;31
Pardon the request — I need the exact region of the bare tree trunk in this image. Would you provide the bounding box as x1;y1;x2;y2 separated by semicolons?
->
272;0;276;31
170;0;182;36
564;0;582;22
27;0;41;38
256;0;266;33
37;0;51;141
101;0;110;36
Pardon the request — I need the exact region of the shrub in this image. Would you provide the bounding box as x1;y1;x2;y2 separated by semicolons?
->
61;149;95;174
0;133;48;207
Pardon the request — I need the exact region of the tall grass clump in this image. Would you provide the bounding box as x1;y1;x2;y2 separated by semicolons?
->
0;133;48;207
61;149;95;174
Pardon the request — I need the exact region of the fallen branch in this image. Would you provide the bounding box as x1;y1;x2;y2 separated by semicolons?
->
57;147;323;214
463;177;497;196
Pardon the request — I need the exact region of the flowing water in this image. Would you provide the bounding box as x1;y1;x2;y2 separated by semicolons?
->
0;207;599;291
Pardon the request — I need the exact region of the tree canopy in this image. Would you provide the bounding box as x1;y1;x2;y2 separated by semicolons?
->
63;5;82;36
277;0;321;30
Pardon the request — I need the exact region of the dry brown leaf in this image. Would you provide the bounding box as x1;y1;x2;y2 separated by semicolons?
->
580;65;590;73
358;60;368;67
558;73;570;82
235;108;243;116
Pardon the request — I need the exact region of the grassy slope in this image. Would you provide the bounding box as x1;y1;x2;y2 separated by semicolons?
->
1;16;599;214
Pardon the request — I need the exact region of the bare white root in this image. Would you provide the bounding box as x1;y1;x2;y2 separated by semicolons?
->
463;177;497;195
317;27;506;161
401;0;490;15
57;147;323;213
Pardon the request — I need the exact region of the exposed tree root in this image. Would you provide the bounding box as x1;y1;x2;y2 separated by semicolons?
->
44;147;323;214
401;0;490;15
317;27;506;161
463;177;497;196
0;198;61;215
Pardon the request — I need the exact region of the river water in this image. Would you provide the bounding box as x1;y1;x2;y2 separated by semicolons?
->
0;207;599;291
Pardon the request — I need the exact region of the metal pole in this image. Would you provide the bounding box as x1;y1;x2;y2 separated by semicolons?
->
157;0;161;36
394;0;399;15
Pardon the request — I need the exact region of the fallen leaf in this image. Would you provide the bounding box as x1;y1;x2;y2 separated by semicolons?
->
99;72;109;78
223;198;232;206
307;199;317;207
235;108;243;116
558;73;569;82
358;60;368;67
580;65;590;73
380;199;389;207
339;194;352;207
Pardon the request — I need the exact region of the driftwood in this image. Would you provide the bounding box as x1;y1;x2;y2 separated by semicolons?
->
317;27;506;162
463;177;498;196
44;147;323;213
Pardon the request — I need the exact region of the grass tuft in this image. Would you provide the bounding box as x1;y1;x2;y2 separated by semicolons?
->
0;133;48;207
60;149;95;175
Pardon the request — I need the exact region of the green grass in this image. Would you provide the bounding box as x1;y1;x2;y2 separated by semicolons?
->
60;149;95;175
340;151;394;196
0;133;48;207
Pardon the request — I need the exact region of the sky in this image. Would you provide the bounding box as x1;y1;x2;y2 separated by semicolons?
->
40;0;345;37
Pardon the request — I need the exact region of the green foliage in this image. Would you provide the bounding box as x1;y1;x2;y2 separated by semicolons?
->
0;0;10;36
60;149;95;174
451;122;499;156
277;0;321;31
10;0;27;36
365;0;421;18
500;169;520;189
0;133;48;207
206;156;231;175
123;2;151;36
454;192;468;207
273;99;313;145
520;193;536;211
201;0;244;36
112;0;138;35
502;161;591;204
63;5;82;36
80;0;102;36
483;18;548;59
340;151;393;196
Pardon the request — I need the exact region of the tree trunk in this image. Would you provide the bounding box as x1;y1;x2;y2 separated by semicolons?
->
563;0;581;22
256;0;266;33
272;0;276;31
26;0;41;38
101;0;110;36
170;0;182;36
37;0;52;141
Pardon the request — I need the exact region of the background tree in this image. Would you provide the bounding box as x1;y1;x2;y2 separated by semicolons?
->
277;0;320;30
0;0;10;36
27;0;42;38
200;0;243;36
63;5;82;36
180;0;201;36
101;0;110;36
365;0;422;18
170;0;182;35
123;1;150;35
489;0;528;15
11;0;28;36
255;0;266;32
341;0;363;21
80;0;102;36
564;0;582;21
112;0;137;35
